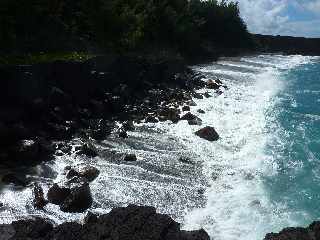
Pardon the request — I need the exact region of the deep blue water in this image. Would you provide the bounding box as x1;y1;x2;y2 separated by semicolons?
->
265;59;320;225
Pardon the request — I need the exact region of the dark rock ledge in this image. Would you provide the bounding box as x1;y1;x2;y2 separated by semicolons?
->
264;221;320;240
0;205;209;240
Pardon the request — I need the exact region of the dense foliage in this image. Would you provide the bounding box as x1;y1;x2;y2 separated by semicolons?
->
0;0;253;56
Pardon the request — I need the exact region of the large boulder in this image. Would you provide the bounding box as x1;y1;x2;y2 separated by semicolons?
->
60;179;93;213
180;112;202;125
1;174;28;187
158;107;180;123
76;143;98;157
264;222;320;240
48;178;93;213
123;154;137;162
33;183;47;209
195;126;219;141
206;79;221;90
181;112;197;121
122;121;135;131
188;118;202;126
47;184;71;205
182;106;190;112
145;115;159;123
66;166;100;182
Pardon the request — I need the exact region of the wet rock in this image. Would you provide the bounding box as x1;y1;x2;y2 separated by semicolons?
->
77;143;98;157
84;211;98;224
123;154;137;162
195;126;220;141
33;183;47;209
178;156;194;165
10;217;54;239
56;143;72;156
216;89;223;95
206;79;221;90
188;117;202;126
145;115;159;123
193;92;203;99
1;205;210;240
122;120;135;131
204;92;212;98
181;112;197;121
198;188;205;194
158;116;167;122
264;222;320;240
182;105;190;111
66;169;79;179
158;107;180;123
49;87;71;106
197;109;205;114
188;100;197;106
88;119;114;140
47;184;71;205
64;166;72;171
77;166;100;182
60;181;93;213
216;79;223;85
118;128;128;138
1;174;27;187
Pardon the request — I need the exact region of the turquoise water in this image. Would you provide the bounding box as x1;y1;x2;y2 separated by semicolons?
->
265;59;320;226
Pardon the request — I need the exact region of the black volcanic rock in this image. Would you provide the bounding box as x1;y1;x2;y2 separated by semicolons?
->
77;143;98;157
1;174;28;187
182;105;190;111
0;205;210;240
206;80;221;90
181;112;196;120
47;184;71;205
66;166;100;182
33;183;47;209
124;154;137;162
195;126;219;141
60;180;93;213
264;222;320;240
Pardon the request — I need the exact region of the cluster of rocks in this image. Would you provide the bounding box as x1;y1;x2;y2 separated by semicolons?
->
0;56;225;173
264;222;320;240
32;165;100;212
0;56;226;239
0;205;210;240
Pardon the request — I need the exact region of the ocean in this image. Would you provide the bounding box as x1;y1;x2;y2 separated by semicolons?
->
0;54;319;240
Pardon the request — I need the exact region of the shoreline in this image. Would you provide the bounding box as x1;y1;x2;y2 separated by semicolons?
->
0;52;320;240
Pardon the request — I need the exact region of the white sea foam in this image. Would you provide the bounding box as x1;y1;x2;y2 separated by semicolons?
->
177;55;315;240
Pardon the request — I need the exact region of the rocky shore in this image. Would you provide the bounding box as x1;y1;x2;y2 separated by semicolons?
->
1;53;319;240
0;54;226;239
0;205;209;240
264;222;320;240
0;54;223;175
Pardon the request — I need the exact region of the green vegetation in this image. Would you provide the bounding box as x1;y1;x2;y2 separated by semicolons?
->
0;0;254;60
0;52;95;65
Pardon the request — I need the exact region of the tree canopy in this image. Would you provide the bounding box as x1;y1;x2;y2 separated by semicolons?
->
0;0;253;56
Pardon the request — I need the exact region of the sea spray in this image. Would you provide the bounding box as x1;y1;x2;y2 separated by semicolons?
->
181;55;319;240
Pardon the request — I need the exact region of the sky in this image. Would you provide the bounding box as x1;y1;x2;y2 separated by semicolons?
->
234;0;320;37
